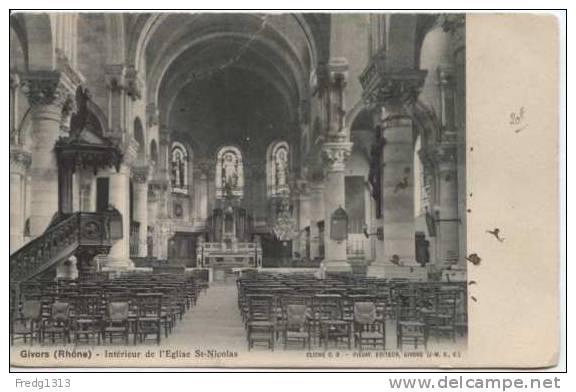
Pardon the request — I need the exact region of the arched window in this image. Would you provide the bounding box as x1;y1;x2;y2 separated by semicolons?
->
216;146;244;199
266;141;290;197
171;141;189;193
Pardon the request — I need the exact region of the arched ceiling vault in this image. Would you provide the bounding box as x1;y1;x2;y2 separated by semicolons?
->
153;32;304;111
127;13;321;120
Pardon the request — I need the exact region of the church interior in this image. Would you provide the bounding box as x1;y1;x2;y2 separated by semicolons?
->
10;12;467;351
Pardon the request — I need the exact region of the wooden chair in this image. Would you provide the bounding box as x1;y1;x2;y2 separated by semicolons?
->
246;294;275;351
72;294;102;344
11;300;43;345
135;293;162;344
396;301;428;350
353;302;385;350
315;294;352;349
42;302;71;344
102;302;130;345
424;290;458;342
282;304;311;350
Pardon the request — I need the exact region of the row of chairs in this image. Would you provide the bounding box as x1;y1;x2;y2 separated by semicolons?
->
237;271;467;351
10;272;207;346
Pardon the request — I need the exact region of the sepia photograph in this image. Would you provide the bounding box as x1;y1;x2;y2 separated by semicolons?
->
8;10;560;370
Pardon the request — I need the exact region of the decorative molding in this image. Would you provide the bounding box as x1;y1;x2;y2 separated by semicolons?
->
105;64;126;93
146;103;159;127
322;141;353;172
21;71;74;108
439;14;466;53
361;68;428;110
430;143;458;167
124;66;143;101
132;166;150;184
10;148;31;173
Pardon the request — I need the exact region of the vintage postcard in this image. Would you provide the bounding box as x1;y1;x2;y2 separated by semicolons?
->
9;11;560;368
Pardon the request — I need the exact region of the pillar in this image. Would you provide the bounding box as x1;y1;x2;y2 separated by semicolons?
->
433;144;460;268
297;183;311;258
360;68;427;277
106;165;133;269
147;184;160;258
321;142;353;272
308;183;324;260
22;72;73;237
380;114;418;267
10;73;19;144
10;148;31;253
149;180;171;260
132;166;150;257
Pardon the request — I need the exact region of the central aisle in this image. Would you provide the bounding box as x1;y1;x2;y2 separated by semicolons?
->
163;283;246;350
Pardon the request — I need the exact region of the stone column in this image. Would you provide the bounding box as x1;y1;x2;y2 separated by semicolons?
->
194;161;211;224
380;113;418;269
296;183;311;258
10;148;31;253
10;73;20;144
321;142;353;272
22;72;74;237
147;184;160;258
308;183;324;260
361;68;427;277
432;143;460;267
106;164;132;269
132;166;150;257
149;180;171;260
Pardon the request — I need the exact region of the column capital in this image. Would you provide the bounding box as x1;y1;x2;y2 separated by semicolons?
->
439;14;466;53
132;166;151;184
430;143;458;167
124;66;143;101
318;57;349;90
104;64;142;101
322;141;353;172
10;147;31;174
360;55;427;113
21;71;75;108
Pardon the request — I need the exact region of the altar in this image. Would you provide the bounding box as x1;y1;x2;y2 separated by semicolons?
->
196;176;262;279
198;241;262;268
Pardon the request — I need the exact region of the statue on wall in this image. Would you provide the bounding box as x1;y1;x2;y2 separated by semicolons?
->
275;147;288;188
222;152;239;188
171;145;187;189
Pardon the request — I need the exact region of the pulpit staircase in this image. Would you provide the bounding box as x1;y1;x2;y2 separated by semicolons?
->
9;211;120;317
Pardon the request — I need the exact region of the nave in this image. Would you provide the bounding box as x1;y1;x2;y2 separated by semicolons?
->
12;271;466;353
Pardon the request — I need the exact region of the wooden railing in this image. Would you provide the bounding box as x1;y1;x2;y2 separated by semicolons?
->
10;211;116;284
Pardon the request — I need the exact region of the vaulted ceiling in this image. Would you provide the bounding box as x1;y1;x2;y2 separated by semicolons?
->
128;12;330;156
